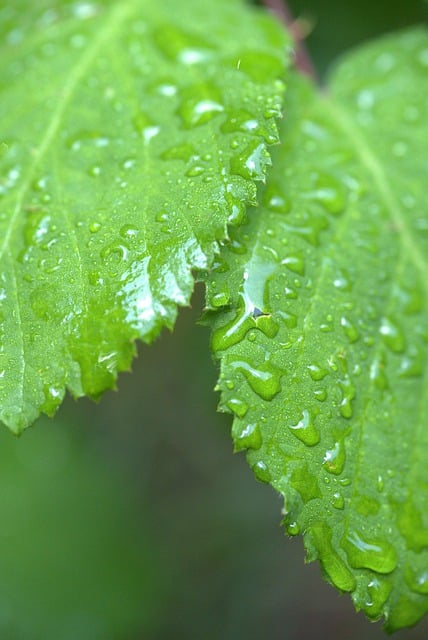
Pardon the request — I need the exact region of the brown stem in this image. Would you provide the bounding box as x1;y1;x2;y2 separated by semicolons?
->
261;0;318;81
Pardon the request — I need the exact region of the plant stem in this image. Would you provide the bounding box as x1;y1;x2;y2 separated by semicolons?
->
262;0;318;80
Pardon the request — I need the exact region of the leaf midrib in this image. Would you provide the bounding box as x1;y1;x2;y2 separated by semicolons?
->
325;96;428;294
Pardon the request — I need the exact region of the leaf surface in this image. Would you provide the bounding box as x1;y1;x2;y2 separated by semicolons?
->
0;0;289;432
206;28;428;630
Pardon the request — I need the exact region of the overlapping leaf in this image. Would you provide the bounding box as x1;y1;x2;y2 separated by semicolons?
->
0;0;290;432
206;28;428;630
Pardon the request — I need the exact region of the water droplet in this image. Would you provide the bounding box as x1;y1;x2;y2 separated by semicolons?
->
379;317;405;353
370;354;388;390
406;567;428;595
178;84;224;128
252;460;271;483
323;439;346;475
343;530;397;573
289;409;320;446
254;314;279;338
161;143;196;162
233;422;262;451
281;253;305;275
398;344;424;378
307;523;356;592
312;172;346;215
308;364;329;381
230;140;270;180
313;388;327;402
89;221;101;233
152;25;213;64
277;310;297;329
332;492;345;509
88;165;101;177
226;397;248;418
210;290;230;308
285;521;300;536
333;269;353;291
365;578;392;619
231;360;281;401
338;375;355;418
340;316;359;343
185;164;205;177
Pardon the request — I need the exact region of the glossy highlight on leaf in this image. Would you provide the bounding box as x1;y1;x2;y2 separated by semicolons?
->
0;0;290;432
206;28;428;631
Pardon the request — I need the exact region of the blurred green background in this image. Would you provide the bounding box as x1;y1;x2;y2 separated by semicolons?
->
1;1;427;638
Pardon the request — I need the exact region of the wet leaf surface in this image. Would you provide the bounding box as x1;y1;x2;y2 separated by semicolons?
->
0;0;289;431
206;28;428;631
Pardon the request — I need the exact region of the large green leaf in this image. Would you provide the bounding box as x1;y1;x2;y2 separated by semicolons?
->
0;0;289;432
206;28;428;631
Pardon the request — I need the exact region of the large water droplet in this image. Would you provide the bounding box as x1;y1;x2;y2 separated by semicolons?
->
343;530;397;573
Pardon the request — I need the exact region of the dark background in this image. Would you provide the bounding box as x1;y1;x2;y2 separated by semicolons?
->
1;1;427;638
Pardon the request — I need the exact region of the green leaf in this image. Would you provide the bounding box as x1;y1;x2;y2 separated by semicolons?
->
0;0;289;432
206;28;428;631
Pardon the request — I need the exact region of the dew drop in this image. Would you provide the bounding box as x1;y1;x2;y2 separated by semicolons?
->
365;578;392;619
343;530;397;573
178;85;224;128
379;317;405;353
340;316;359;343
226;397;248;418
323;439;346;475
338;375;355;419
370;354;388;390
233;422;262;451
308;364;329;381
286;521;300;536
281;253;305;275
288;409;320;446
252;460;271;483
231;360;281;401
332;492;345;510
406;568;428;595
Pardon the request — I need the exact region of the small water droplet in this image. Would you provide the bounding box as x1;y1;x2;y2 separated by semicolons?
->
332;492;345;509
406;567;428;595
252;460;271;483
370;354;388;390
281;253;305;275
230;140;270;180
286;521;300;536
307;364;329;382
178;84;224;128
226;398;248;418
231;360;281;401
323;439;346;475
379;317;405;353
365;578;392;619
340;316;359;343
89;221;101;233
233;422;262;451
288;409;320;446
338;375;355;419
